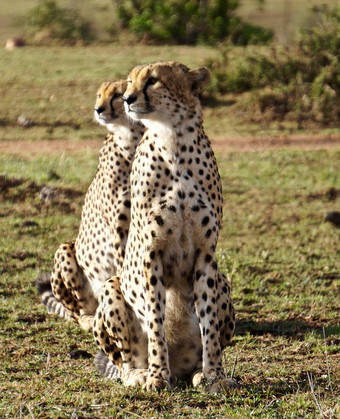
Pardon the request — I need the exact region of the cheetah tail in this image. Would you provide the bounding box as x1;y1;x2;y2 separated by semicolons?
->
35;273;73;320
94;351;121;380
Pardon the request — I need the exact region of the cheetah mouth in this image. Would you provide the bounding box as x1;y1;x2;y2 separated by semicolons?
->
99;114;117;121
94;112;117;125
125;103;154;117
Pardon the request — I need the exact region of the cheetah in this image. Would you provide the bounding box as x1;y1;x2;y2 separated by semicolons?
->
93;61;236;392
37;80;144;332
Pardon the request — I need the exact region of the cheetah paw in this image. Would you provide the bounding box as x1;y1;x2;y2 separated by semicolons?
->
123;368;148;387
206;377;238;393
144;377;172;392
78;314;95;332
192;370;205;387
192;370;238;393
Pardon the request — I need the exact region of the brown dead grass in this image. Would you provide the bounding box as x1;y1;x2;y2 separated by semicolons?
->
1;133;340;159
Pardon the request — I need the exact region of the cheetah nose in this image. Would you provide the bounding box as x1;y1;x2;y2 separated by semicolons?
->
95;106;105;114
123;95;137;105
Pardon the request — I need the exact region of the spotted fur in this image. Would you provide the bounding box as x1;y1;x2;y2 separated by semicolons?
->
37;80;144;331
93;62;235;392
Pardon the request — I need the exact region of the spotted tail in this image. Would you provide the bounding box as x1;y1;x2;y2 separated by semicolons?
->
36;273;73;320
94;351;121;380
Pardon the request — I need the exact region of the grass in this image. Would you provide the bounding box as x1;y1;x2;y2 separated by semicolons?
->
0;11;339;416
1;147;339;418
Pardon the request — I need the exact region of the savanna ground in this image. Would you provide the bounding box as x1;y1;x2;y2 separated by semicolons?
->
1;2;340;417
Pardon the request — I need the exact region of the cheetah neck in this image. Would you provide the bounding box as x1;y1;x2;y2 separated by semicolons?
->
140;102;205;161
106;121;144;161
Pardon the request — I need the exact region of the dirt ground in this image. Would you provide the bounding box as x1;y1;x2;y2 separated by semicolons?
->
1;133;340;156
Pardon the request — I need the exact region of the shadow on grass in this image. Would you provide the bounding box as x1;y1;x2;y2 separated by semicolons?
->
235;319;338;338
201;95;236;108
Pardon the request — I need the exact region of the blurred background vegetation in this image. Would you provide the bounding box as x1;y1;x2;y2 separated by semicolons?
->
2;0;340;130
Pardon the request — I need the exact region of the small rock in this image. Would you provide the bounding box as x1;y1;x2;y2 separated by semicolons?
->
325;211;340;227
22;220;39;228
5;37;25;51
68;350;92;359
39;186;60;203
17;115;34;128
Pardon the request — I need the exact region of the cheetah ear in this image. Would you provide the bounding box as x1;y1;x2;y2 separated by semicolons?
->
188;67;210;93
117;79;128;94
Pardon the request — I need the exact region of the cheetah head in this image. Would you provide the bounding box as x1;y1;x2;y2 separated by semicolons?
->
94;79;128;130
123;61;210;127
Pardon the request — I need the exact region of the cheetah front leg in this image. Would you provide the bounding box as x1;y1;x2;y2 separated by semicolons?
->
192;270;237;392
142;250;171;391
193;252;235;392
217;272;236;349
93;276;148;387
50;242;97;332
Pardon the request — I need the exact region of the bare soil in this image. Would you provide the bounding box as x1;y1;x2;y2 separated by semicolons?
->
1;133;340;157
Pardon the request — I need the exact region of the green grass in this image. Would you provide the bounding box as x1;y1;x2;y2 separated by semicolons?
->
2;44;340;143
1;147;339;418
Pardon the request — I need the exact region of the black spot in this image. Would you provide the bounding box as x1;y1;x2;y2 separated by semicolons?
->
202;216;209;226
155;215;164;226
150;276;157;286
205;254;212;263
207;278;214;288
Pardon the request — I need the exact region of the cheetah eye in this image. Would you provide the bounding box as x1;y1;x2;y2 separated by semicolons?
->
97;93;101;99
146;77;158;87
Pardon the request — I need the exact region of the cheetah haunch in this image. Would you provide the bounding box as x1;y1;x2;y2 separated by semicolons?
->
37;80;144;332
93;62;235;392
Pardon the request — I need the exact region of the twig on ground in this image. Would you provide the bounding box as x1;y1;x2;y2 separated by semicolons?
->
307;371;325;418
46;352;51;369
323;325;334;398
19;402;24;419
231;356;238;380
26;403;36;419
